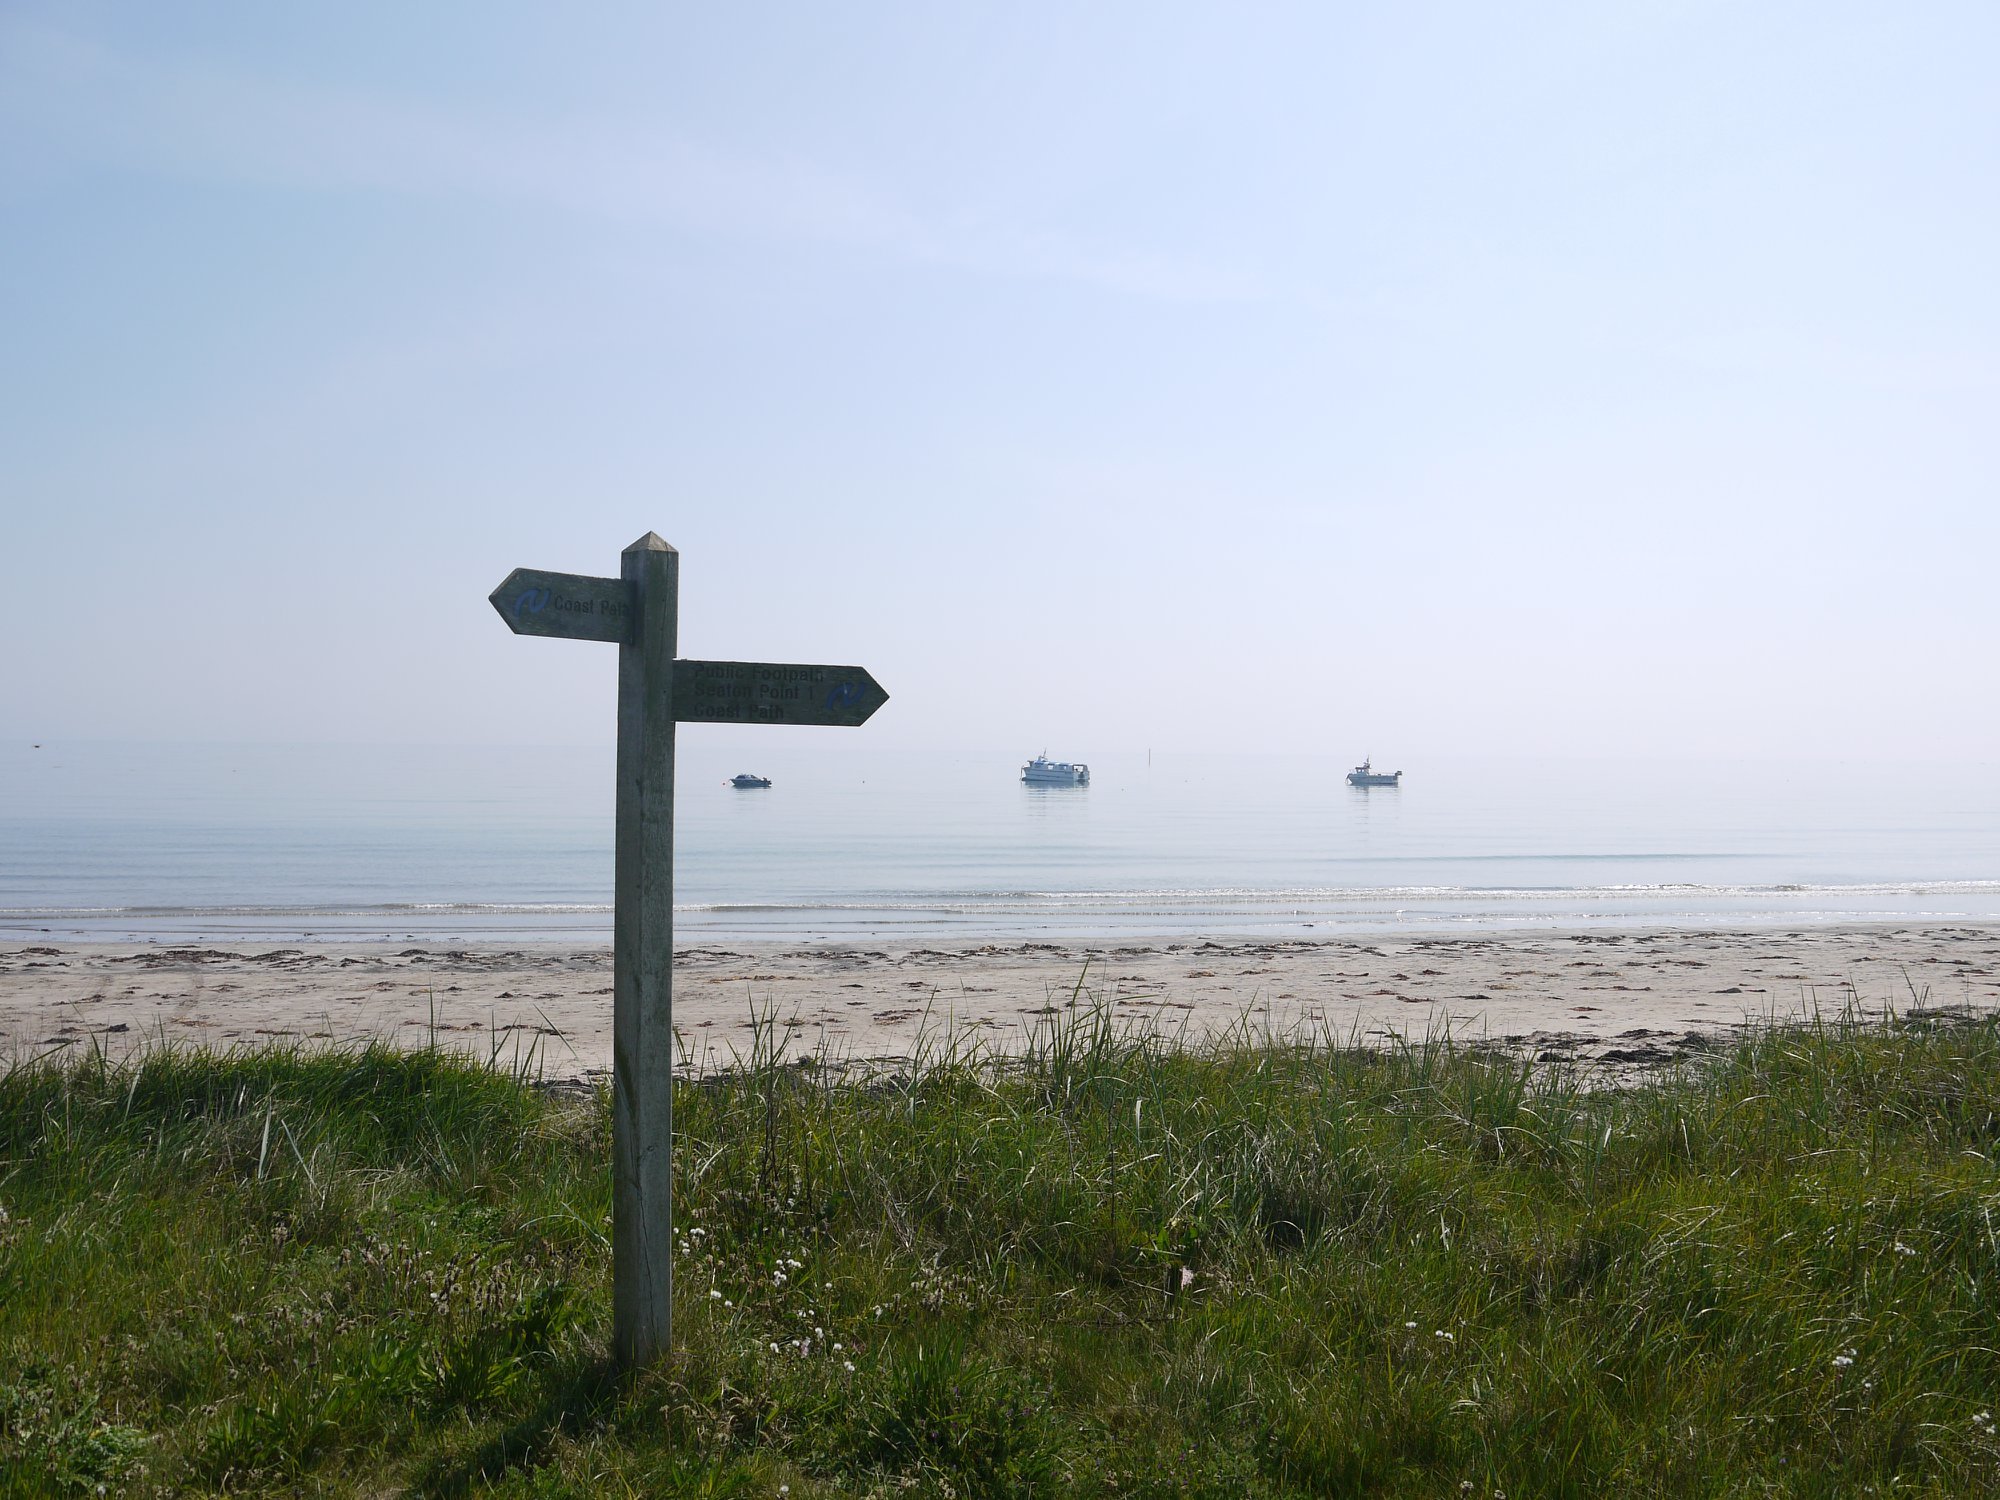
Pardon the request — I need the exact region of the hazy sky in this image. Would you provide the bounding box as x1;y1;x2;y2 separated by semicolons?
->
4;3;1995;760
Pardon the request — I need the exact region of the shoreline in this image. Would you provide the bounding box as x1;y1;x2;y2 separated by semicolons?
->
6;923;1998;1085
8;883;2000;948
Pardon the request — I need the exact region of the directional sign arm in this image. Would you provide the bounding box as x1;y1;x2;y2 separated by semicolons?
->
489;568;633;643
673;660;888;726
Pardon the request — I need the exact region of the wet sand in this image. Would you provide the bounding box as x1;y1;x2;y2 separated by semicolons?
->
5;925;1998;1086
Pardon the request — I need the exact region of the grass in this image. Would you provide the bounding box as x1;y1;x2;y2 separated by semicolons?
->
3;996;1999;1497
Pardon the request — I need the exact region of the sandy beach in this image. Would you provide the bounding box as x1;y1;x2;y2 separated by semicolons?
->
6;924;1998;1085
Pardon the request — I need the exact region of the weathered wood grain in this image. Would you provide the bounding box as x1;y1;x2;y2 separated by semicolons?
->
488;568;632;643
673;660;889;726
612;533;677;1371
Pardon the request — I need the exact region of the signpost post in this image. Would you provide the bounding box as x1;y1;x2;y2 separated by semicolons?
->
489;534;888;1369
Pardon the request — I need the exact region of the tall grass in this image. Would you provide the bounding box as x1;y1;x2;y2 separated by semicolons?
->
3;1000;1998;1496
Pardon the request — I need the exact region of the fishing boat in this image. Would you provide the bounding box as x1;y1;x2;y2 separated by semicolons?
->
1021;753;1089;786
730;773;772;789
1345;758;1401;788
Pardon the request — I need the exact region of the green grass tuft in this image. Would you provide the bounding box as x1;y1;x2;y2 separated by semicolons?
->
3;1005;1999;1495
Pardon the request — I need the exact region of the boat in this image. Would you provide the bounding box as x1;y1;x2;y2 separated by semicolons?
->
1021;753;1089;786
730;773;772;789
1345;758;1401;788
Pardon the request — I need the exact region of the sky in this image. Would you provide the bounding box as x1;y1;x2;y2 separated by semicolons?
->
3;2;1995;761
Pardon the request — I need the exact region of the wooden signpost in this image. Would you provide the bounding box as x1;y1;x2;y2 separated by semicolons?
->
489;534;888;1369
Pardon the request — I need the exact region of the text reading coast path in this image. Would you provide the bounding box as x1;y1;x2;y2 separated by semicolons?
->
488;539;888;1373
675;661;888;727
490;568;630;641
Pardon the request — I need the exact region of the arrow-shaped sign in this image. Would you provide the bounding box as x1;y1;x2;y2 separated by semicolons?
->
673;660;889;727
488;568;631;643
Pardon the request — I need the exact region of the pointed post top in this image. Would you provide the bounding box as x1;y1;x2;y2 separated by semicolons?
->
624;533;676;554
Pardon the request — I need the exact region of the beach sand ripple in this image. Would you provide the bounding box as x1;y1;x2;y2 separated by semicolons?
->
6;925;1997;1084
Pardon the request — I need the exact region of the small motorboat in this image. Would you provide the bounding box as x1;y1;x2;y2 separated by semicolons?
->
730;773;772;789
1345;758;1401;788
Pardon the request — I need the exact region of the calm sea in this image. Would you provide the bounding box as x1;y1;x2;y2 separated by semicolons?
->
2;741;1997;943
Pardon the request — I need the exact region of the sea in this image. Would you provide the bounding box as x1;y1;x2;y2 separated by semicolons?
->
3;741;1997;944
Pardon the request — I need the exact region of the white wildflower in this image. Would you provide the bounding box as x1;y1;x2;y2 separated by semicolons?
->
709;1290;723;1301
1833;1349;1858;1369
844;1360;856;1373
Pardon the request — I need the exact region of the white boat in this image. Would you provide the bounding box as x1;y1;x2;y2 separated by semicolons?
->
1345;758;1401;788
730;773;772;789
1021;753;1089;786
